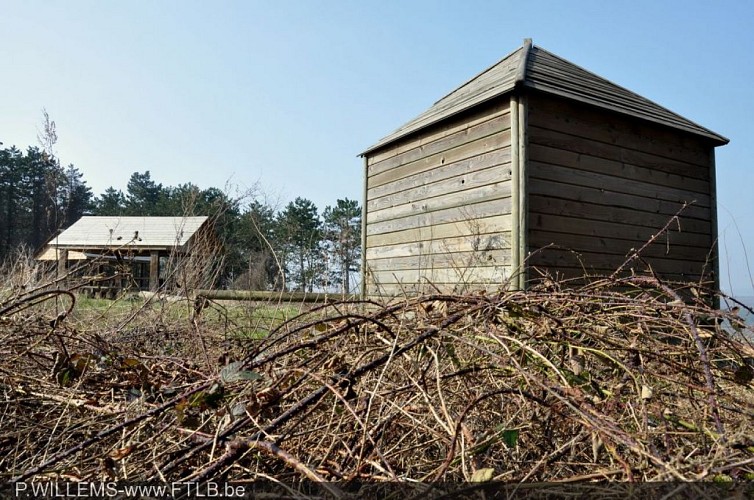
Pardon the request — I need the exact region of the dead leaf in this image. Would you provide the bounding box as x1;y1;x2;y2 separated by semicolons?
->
641;385;653;400
109;445;135;460
470;468;495;482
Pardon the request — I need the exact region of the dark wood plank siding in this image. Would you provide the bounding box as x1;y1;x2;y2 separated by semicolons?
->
526;93;715;283
365;99;512;296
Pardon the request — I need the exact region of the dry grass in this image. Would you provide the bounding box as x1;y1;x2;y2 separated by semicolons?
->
1;253;753;493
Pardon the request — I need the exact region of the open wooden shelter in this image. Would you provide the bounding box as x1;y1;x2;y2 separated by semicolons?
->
37;216;212;296
359;39;728;297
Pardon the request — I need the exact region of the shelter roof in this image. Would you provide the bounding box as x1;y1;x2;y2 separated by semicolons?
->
46;216;209;250
361;39;728;155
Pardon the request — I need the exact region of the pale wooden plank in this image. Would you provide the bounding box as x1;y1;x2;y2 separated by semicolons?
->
369;113;511;176
362;282;427;298
366;232;511;260
367;215;511;247
368;149;510;201
367;266;511;287
368;180;512;225
368;101;511;165
368;197;513;236
368;164;511;212
528;160;711;207
367;249;511;271
369;131;511;188
364;281;506;298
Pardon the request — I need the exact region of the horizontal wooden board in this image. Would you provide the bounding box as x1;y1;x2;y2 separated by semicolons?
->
369;112;510;177
528;230;714;261
527;247;712;277
367;215;511;247
368;163;511;212
528;160;711;208
529;211;706;245
367;249;511;272
367;266;511;288
364;281;506;298
368;197;513;236
529;141;709;189
368;101;510;165
368;148;511;201
369;131;511;188
366;232;511;260
528;177;711;222
528;196;712;235
528;93;712;169
369;179;512;225
528;143;710;194
529;126;706;191
525;265;708;284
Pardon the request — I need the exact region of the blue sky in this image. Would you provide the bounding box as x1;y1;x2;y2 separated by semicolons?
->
1;0;753;296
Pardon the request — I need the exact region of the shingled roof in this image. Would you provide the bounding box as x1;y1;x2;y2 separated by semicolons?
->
49;216;209;249
362;39;728;155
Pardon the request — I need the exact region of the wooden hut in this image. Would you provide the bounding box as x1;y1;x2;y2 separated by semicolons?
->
359;39;728;297
37;216;212;296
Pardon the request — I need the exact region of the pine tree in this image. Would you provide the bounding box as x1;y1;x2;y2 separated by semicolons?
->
125;171;164;215
95;187;126;216
277;197;323;292
59;164;93;227
323;198;361;294
236;200;279;289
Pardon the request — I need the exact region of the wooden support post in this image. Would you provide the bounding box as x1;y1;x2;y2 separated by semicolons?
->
360;156;369;299
57;248;68;279
510;95;521;290
149;251;160;291
517;94;529;291
709;149;720;309
510;38;532;291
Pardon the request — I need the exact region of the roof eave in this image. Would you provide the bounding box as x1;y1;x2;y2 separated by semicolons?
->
361;88;728;158
359;91;516;157
49;244;183;250
360;43;528;157
521;82;729;146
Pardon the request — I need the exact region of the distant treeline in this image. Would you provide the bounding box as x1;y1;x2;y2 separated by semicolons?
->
0;142;360;293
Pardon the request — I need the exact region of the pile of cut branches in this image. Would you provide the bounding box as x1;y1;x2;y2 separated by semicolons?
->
1;274;753;493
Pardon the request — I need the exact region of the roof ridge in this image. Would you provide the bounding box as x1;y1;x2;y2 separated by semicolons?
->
430;42;526;106
80;215;209;219
514;38;533;86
